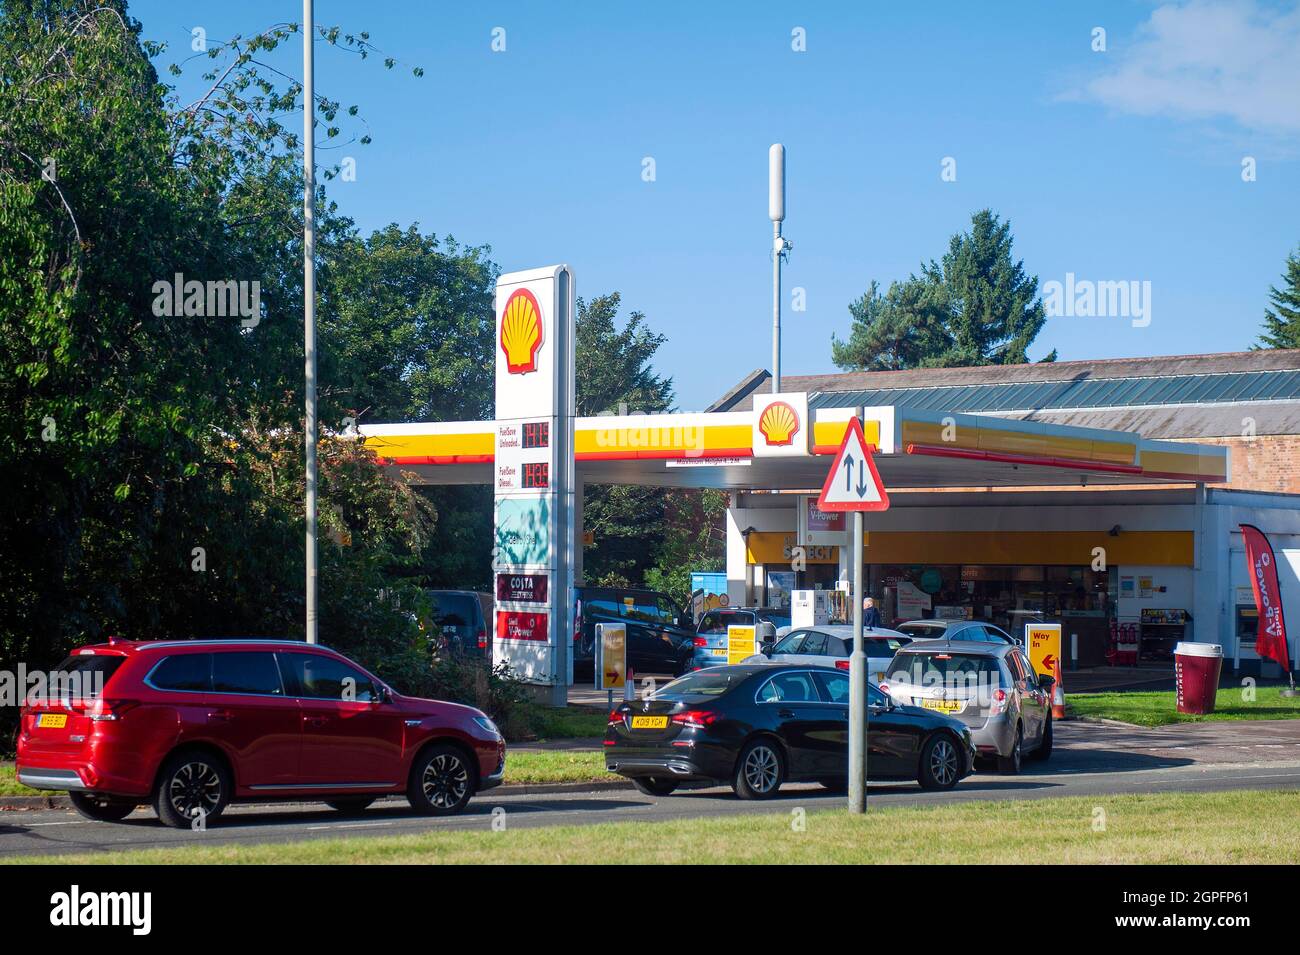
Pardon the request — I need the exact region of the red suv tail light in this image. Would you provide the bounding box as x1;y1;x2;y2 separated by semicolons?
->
607;709;623;725
670;710;718;727
84;698;140;722
990;688;1009;715
693;636;707;647
477;628;487;649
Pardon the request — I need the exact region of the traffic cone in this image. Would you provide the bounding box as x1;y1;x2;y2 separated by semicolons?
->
1051;656;1066;719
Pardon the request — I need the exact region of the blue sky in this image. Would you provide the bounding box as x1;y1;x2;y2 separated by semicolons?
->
131;1;1300;411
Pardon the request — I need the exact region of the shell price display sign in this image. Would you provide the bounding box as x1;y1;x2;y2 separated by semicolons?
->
492;266;576;700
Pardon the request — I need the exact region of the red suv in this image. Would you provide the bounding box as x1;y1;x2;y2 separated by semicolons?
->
16;639;506;827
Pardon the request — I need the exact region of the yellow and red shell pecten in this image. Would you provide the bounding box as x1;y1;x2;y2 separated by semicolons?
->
759;401;800;446
500;288;544;374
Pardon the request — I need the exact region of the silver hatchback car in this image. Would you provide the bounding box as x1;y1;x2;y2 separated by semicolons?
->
878;641;1053;773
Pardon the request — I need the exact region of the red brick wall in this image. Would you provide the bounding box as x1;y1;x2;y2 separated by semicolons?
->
1172;434;1300;494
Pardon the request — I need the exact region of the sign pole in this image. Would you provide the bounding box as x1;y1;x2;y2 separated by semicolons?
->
812;409;888;815
848;509;867;813
302;0;318;644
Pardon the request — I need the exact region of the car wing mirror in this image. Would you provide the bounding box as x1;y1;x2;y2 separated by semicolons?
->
1038;675;1055;690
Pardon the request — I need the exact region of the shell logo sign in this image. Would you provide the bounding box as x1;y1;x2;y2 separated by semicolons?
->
500;288;544;374
752;391;809;458
759;400;800;446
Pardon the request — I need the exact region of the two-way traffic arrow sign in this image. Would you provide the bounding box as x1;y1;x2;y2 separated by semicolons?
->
816;417;890;512
825;416;890;816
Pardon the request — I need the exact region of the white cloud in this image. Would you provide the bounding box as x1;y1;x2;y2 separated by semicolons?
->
1078;1;1300;136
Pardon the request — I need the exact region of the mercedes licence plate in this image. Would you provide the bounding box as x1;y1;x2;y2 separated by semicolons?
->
630;715;669;729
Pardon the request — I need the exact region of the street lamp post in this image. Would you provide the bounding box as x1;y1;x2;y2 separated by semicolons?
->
303;0;318;644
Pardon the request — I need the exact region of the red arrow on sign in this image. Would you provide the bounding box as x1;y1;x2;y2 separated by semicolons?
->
816;417;890;512
1041;654;1057;672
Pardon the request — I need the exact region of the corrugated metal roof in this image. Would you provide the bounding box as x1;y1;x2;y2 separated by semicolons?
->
807;369;1300;414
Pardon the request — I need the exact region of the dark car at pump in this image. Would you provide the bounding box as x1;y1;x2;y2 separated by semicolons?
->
603;664;975;799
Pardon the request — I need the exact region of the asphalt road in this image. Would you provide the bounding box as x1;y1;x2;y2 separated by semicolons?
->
4;720;1300;859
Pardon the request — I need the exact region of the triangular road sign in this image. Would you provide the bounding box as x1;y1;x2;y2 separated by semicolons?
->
816;417;890;512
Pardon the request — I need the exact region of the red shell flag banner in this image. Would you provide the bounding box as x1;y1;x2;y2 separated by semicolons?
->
1240;524;1290;672
500;288;544;374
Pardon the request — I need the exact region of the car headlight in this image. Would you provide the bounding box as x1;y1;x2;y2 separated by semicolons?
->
473;715;501;736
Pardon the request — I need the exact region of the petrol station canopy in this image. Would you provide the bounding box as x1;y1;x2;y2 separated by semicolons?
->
359;402;1230;491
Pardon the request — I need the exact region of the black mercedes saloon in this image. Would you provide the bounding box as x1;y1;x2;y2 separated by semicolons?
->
604;663;976;798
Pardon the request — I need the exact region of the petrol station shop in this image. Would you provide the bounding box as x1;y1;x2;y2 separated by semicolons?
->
729;485;1299;672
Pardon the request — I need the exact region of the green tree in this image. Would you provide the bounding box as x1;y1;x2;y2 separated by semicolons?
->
831;279;947;371
834;210;1056;370
574;293;674;587
643;489;728;606
1255;246;1300;350
575;292;674;416
319;223;499;593
0;0;435;715
321;223;498;424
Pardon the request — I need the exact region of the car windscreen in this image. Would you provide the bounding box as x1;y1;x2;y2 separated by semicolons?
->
887;652;1001;684
698;612;749;634
771;632;805;654
897;623;944;638
653;669;749;700
431;593;478;628
865;636;909;656
45;654;126;700
430;594;481;649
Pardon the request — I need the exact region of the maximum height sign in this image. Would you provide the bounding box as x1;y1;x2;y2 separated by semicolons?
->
818;414;890;815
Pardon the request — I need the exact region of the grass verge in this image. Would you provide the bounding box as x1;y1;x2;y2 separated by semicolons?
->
7;789;1299;865
518;705;607;742
1067;685;1300;727
501;750;606;785
0;763;39;797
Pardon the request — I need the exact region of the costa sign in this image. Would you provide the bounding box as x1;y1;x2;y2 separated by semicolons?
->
497;572;548;604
